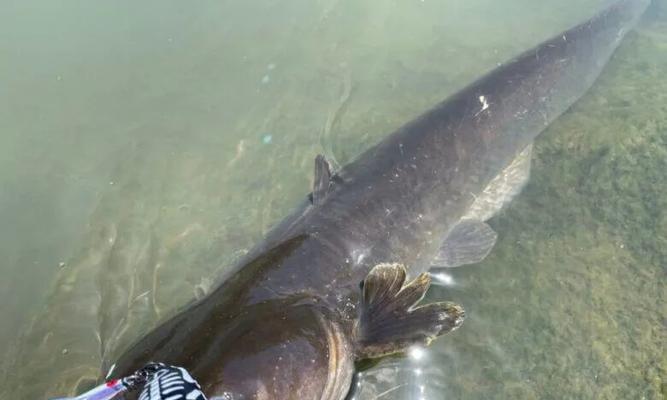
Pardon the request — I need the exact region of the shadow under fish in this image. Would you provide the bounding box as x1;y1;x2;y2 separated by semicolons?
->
101;1;649;399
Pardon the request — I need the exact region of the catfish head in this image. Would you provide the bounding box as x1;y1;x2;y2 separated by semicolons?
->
200;301;354;400
109;264;463;400
192;263;464;400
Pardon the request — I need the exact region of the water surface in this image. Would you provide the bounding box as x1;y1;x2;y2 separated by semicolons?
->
1;0;665;399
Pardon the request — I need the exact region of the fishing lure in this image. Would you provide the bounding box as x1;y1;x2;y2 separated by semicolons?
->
50;379;128;400
50;363;207;400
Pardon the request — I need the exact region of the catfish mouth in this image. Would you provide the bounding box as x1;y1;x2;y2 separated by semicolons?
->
316;312;355;400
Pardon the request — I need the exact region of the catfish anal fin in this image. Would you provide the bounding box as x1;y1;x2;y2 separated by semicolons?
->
430;145;529;269
355;263;465;359
465;143;532;221
312;154;333;206
433;219;497;268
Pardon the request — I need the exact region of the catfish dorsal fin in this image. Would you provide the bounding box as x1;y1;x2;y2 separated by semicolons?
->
312;154;333;206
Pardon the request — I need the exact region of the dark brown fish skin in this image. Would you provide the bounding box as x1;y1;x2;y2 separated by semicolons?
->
107;1;648;399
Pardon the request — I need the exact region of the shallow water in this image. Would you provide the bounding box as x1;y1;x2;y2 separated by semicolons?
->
1;0;665;399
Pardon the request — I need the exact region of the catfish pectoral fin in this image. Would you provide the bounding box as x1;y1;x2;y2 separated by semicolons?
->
354;263;465;359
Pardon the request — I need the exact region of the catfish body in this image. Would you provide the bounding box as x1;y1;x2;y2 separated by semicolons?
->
107;1;649;399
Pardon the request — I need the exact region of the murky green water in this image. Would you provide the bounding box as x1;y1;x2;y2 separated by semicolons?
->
1;0;664;399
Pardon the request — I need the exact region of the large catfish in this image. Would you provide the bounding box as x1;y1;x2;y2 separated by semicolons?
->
107;1;649;399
